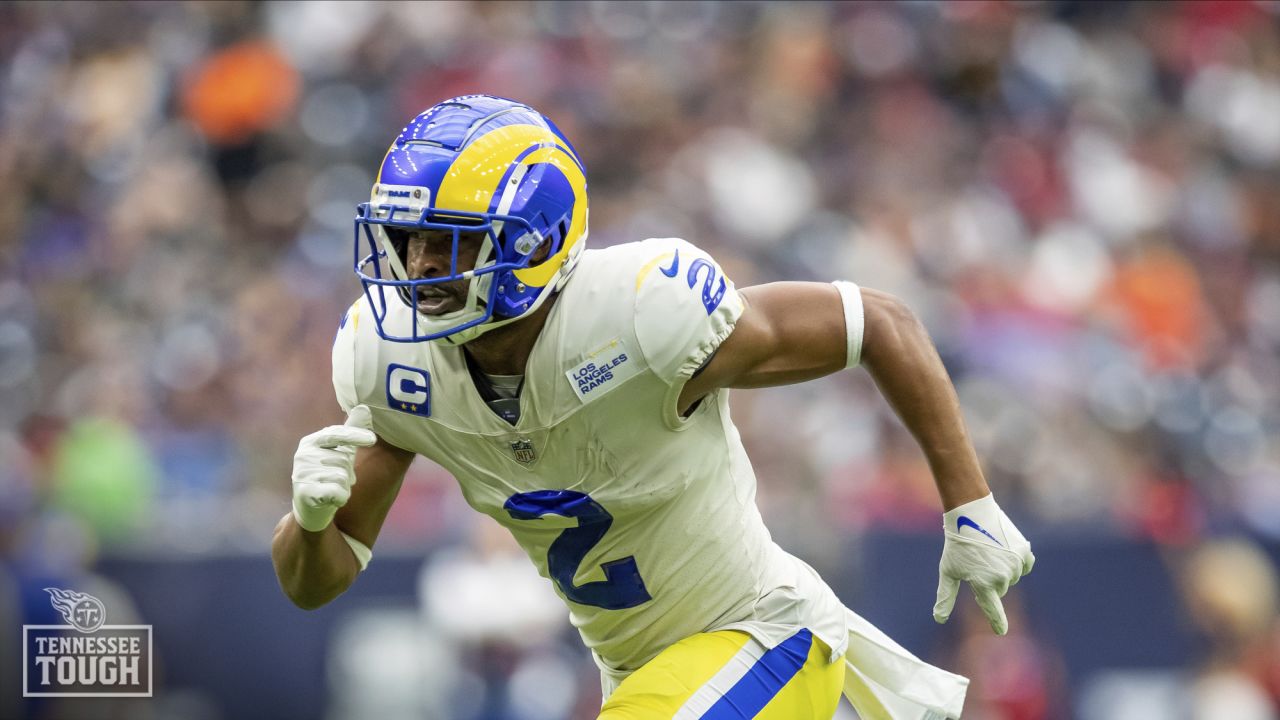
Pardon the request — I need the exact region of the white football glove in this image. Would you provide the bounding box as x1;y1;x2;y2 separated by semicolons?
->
291;405;377;533
933;493;1035;635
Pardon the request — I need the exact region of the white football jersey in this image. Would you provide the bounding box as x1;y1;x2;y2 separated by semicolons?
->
332;238;851;678
333;238;973;716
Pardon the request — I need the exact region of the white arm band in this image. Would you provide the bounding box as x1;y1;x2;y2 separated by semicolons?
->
339;530;372;571
832;281;865;368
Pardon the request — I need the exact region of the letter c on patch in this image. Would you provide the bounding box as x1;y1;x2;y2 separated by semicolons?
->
386;363;431;417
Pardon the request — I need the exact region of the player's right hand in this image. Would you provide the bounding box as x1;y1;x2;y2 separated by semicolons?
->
291;405;377;532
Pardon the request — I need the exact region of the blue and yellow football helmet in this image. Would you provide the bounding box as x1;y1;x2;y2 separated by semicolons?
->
354;95;588;343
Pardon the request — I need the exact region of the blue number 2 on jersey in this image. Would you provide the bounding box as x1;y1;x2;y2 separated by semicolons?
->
686;258;726;315
655;248;726;315
504;490;652;610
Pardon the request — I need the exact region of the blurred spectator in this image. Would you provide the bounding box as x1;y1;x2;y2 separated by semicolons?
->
1;2;1279;718
1;0;1277;546
949;594;1066;720
50;415;158;542
181;41;300;147
1181;538;1280;720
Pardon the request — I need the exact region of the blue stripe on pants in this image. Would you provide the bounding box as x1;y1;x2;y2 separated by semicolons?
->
700;629;814;719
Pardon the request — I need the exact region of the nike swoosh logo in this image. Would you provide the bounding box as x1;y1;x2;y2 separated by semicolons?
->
957;516;1002;546
659;249;680;277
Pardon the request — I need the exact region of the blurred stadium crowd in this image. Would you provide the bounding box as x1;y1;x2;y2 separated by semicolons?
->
2;2;1280;719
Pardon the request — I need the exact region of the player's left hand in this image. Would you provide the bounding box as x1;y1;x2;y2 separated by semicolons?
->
933;493;1035;635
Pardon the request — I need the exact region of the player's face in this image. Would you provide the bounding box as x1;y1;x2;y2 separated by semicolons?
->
390;227;485;315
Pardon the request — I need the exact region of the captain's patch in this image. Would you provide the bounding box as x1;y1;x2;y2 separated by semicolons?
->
566;337;641;403
386;363;431;417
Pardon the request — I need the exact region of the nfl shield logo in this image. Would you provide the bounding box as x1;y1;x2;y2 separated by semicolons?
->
510;439;536;464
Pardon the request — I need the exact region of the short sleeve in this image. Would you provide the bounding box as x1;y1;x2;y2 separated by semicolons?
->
632;239;744;426
328;295;419;455
332;298;362;413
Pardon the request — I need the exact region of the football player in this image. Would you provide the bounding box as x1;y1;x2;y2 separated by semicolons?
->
271;95;1034;719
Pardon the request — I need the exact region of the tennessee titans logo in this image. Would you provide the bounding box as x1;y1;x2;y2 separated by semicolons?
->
45;588;106;634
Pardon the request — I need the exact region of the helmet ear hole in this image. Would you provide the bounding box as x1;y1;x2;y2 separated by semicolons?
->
547;219;570;259
534;219;568;264
539;221;569;263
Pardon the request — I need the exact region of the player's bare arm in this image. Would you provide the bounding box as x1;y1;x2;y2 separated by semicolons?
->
680;282;988;507
272;431;413;610
681;280;1034;634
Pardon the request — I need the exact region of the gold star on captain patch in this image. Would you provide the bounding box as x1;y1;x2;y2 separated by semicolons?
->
400;403;408;410
410;404;418;411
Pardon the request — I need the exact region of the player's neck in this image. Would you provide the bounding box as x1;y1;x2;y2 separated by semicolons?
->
462;293;558;376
